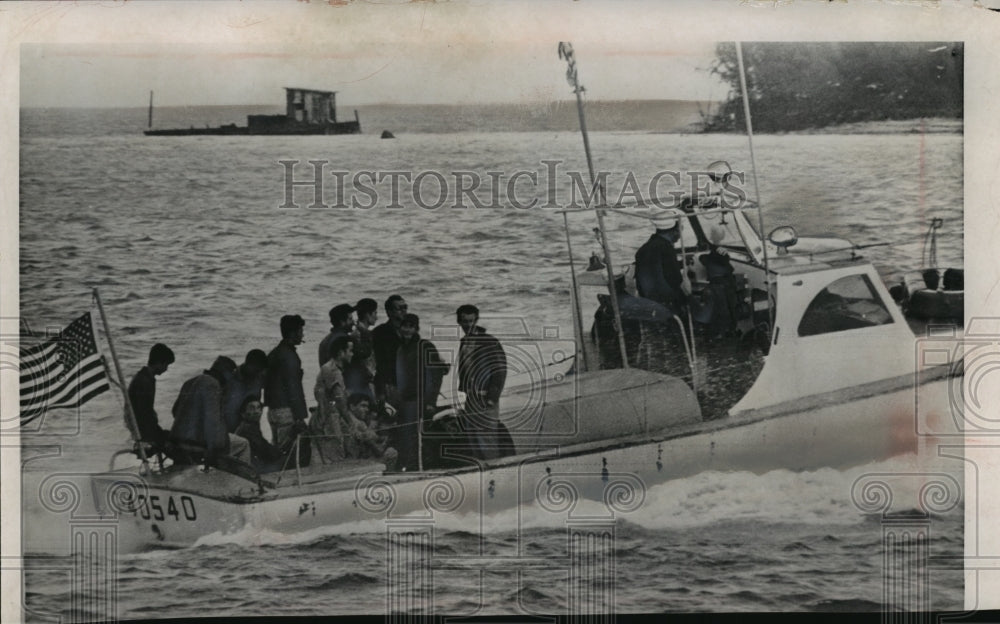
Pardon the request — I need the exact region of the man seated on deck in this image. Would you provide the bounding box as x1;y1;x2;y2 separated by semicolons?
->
127;343;175;454
318;303;356;367
234;397;285;473
222;349;268;434
345;392;398;470
169;356;251;465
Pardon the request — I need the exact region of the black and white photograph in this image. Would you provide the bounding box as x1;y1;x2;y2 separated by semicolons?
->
3;1;998;621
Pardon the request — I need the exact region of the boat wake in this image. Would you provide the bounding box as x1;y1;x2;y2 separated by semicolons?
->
145;451;962;551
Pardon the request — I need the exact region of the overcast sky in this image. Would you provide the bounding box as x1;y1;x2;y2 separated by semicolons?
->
18;3;725;108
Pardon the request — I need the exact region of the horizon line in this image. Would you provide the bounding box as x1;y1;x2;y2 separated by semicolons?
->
21;98;721;110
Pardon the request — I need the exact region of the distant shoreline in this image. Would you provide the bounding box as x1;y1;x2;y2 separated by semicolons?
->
765;117;962;135
690;117;963;136
19;103;962;137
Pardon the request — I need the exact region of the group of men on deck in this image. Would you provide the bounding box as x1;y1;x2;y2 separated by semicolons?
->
126;297;509;474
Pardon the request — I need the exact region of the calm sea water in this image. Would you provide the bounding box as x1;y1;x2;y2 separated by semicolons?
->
18;105;963;619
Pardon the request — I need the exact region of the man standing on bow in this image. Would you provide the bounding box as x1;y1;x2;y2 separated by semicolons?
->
456;304;511;460
265;314;309;454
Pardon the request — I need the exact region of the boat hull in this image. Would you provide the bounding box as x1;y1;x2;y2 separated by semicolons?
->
143;121;362;136
91;375;953;551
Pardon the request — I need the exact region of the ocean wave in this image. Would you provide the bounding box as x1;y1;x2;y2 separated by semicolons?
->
808;598;884;612
109;292;143;303
727;589;776;606
306;572;380;591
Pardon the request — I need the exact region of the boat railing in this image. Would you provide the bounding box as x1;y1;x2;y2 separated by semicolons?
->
669;314;699;393
272;403;510;486
272;424;400;488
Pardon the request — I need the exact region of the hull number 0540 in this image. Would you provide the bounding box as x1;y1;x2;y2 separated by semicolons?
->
134;494;197;521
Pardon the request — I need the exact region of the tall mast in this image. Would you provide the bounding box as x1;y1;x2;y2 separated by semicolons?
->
735;42;774;332
148;90;154;129
558;42;630;369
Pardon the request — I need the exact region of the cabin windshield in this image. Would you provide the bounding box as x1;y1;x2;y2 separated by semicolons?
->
798;274;894;337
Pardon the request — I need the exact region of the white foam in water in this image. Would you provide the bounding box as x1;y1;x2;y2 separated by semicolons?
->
191;517;395;548
171;451;963;549
629;452;963;530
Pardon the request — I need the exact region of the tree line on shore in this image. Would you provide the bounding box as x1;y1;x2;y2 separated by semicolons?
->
702;42;963;133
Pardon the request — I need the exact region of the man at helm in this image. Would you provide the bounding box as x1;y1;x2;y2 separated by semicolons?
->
699;160;733;206
634;210;687;315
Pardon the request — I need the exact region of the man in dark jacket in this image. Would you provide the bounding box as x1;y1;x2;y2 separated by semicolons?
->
170;356;250;464
634;218;687;315
456;304;511;459
127;343;175;451
372;294;407;408
265;315;309;451
395;313;449;470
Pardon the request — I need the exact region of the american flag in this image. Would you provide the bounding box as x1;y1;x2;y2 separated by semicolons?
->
20;312;110;427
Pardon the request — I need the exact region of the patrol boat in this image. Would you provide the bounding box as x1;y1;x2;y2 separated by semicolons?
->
84;194;963;551
86;43;963;551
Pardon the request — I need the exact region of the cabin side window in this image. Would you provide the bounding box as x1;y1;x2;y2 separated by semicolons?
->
797;274;894;337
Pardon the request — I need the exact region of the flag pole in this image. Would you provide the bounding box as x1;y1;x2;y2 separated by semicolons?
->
93;288;148;467
559;42;629;369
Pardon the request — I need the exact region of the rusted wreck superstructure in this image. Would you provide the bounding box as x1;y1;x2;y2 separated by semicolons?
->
144;87;362;136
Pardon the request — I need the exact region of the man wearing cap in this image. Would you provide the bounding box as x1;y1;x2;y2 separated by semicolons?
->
170;356;251;465
634;214;687;315
318;303;356;367
698;160;733;206
677;160;737;246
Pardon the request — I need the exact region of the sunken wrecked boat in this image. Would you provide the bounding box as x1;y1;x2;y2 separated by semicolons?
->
144;87;362;136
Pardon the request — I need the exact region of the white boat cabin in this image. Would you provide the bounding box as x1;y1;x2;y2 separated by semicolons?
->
573;201;917;419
